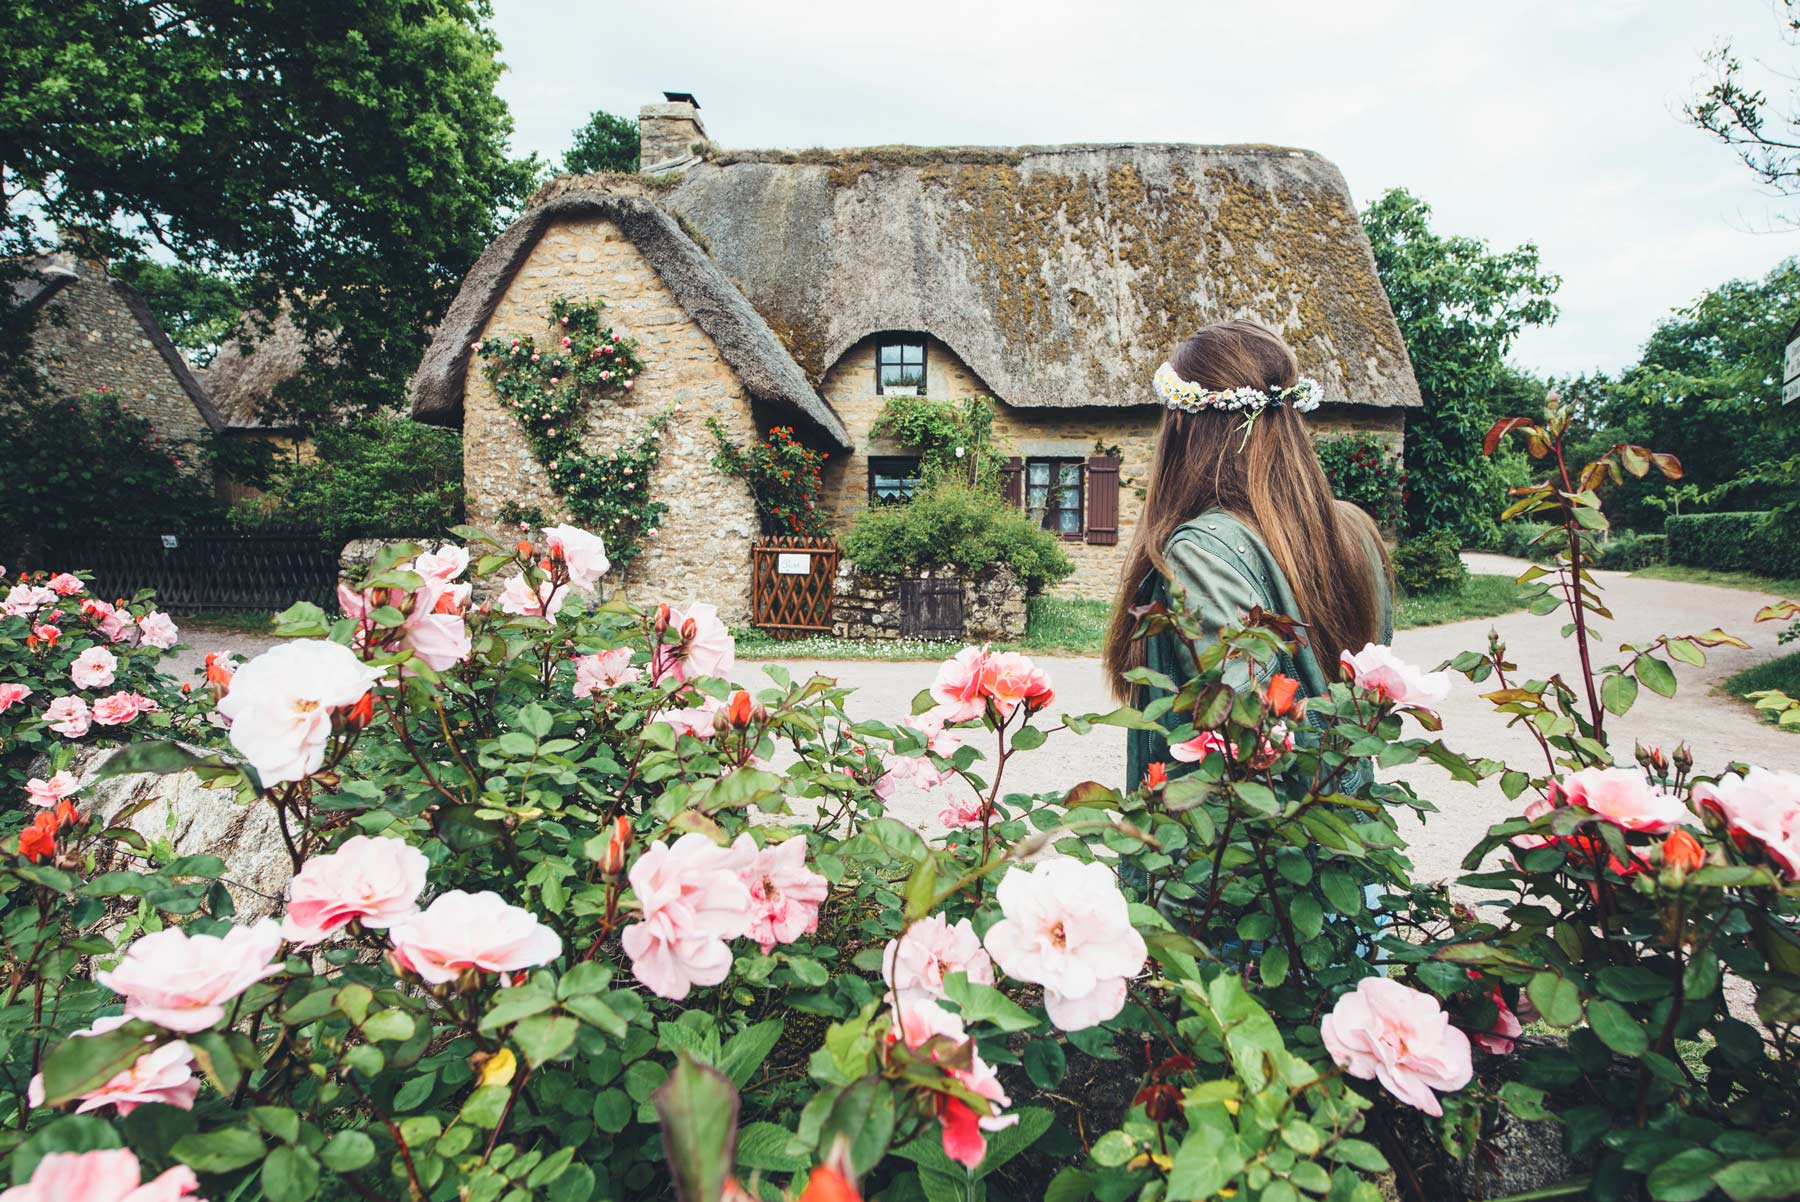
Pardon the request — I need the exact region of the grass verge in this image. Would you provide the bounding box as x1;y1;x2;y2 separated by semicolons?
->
1634;563;1800;599
176;610;282;635
1394;575;1527;630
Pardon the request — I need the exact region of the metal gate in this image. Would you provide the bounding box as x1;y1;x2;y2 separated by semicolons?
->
898;575;963;640
750;536;840;639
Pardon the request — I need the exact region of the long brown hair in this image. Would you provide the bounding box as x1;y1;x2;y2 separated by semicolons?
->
1103;321;1391;701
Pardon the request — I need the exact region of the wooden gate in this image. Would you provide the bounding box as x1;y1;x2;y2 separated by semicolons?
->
899;575;964;640
750;536;840;639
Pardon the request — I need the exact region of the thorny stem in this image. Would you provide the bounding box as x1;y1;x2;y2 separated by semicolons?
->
1552;437;1606;742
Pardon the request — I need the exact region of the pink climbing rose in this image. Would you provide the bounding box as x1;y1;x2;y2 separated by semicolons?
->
27;1016;199;1115
70;646;118;689
24;770;78;808
215;641;386;785
1551;766;1688;835
1339;642;1453;708
620;833;752;999
543;524;610;591
282;835;431;947
387;891;563;985
732;834;829;953
1321;977;1474;1116
96;919;286;1033
0;1148;203;1202
887;998;1017;1168
982;859;1147;1031
882;913;995;1002
573;647;640;696
45;695;91;737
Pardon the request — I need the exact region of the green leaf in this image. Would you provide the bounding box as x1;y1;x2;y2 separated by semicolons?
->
319;1130;376;1173
1586;998;1649;1057
1636;655;1678;699
942;972;1039;1032
38;1022;155;1107
1044;1167;1093;1202
261;1144;321;1202
1644;1148;1725;1202
1023;1038;1067;1089
512;1014;580;1067
359;1009;416;1043
1260;944;1290;988
1010;725;1046;751
736;1121;808;1172
902;856;939;923
1318;869;1362;915
1601;672;1638;717
652;1054;740;1202
591;1088;632;1134
1527;971;1583;1028
1715;1159;1800;1202
172;1125;268;1173
718;1019;784;1088
816;1075;898;1177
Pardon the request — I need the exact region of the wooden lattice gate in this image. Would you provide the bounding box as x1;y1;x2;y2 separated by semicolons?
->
750;536;841;639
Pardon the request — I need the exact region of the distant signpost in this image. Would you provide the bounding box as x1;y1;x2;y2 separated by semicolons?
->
1785;314;1800;405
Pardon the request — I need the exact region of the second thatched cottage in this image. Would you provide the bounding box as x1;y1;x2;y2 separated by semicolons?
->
410;94;1419;625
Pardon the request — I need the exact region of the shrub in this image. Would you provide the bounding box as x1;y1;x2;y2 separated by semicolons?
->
1491;518;1558;560
1665;510;1800;578
1316;432;1406;528
1393;529;1468;595
1593;530;1665;570
242;415;464;544
843;483;1073;590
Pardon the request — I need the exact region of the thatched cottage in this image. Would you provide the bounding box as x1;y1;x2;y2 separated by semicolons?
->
411;94;1419;621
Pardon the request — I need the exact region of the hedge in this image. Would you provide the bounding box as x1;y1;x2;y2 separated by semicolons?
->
1664;511;1800;578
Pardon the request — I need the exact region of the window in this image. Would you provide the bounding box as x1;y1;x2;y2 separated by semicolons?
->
876;339;927;395
1026;458;1084;536
868;456;922;506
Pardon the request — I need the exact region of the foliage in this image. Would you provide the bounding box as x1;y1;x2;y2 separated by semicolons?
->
565;108;641;174
476;298;668;569
1685;1;1800;199
0;0;539;423
844;484;1073;591
1362;188;1561;543
1665;512;1800;580
0;392;219;546
708;421;831;537
1315;432;1406;528
1592;530;1664;572
869;396;1009;493
1393;531;1468;597
1725;637;1800;732
109;258;245;368
1022;596;1110;656
1392;575;1526;630
239;416;464;545
1489;518;1558;561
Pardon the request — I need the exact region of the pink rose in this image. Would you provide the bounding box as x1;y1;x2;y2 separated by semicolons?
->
983;860;1147;1030
96;919;285;1033
387;891;563;985
45;695;91;737
980;650;1053;717
1696;766;1800;880
621;833;753;999
1;583;56;618
650;603;735;683
24;770;78;808
81;599;135;643
930;646;990;722
1339;642;1453;708
543;524;610;591
888;998;1016;1168
882;913;995;1002
0;681;32;711
938;796;987;829
732;835;829;953
1168;730;1230;763
215;641;386;785
498;573;566;619
1321;977;1473;1116
0;1148;203;1202
92;692;157;727
71;646;118;689
413;544;470;582
46;573;85;596
27;1016;199;1115
1469;976;1523;1056
282;836;430;947
1553;766;1687;834
339;579;470;672
136;612;180;650
662;693;724;739
573;648;640;696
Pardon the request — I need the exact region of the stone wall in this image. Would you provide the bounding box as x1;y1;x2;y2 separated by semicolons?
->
832;560;1026;643
462;215;763;625
815;332;1404;601
32;265;213;453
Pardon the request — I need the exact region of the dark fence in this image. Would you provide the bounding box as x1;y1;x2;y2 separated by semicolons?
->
12;525;341;613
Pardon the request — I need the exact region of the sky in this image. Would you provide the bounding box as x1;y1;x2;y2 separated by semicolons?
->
490;0;1800;378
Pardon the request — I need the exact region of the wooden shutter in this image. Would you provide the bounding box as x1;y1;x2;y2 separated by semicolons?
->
1086;455;1120;545
1001;457;1024;507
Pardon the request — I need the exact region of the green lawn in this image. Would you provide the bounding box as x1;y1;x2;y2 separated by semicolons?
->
1634;563;1800;599
1725;651;1800;702
1394;574;1527;630
176;609;282;635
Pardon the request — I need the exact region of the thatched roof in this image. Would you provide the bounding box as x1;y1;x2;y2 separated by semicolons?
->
664;144;1421;410
201;307;311;430
408;183;852;448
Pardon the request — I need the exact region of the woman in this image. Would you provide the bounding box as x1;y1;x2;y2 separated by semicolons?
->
1106;320;1394;792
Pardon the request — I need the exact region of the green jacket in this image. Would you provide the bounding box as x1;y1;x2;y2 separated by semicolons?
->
1123;510;1393;792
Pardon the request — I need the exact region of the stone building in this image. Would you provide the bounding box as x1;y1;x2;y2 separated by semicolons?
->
10;254;225;454
412;93;1419;617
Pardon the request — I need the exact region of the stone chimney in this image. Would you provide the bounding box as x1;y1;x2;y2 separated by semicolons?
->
638;91;709;172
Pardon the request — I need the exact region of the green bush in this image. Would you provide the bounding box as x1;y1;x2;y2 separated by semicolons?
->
843;483;1073;590
1315;432;1405;528
1393;529;1468;596
1594;530;1665;571
238;415;464;543
1490;518;1558;561
1665;511;1800;578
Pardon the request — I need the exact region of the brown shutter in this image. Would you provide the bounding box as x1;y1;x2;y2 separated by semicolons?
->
1001;456;1024;507
1086;455;1119;545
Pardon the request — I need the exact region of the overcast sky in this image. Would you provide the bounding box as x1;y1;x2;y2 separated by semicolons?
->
491;0;1799;378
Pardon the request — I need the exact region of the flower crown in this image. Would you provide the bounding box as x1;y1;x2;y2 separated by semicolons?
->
1152;362;1323;415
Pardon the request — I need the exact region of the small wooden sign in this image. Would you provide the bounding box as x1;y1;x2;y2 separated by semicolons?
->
160;534;179;549
776;552;812;576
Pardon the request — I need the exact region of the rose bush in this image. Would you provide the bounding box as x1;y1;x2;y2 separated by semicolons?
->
0;390;1795;1202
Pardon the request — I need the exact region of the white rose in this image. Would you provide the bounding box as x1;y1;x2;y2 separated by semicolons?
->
216;641;386;785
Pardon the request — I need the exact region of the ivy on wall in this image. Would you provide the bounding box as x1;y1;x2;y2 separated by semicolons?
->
476;298;671;570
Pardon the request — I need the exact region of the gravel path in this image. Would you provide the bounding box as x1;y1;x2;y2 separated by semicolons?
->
171;556;1800;885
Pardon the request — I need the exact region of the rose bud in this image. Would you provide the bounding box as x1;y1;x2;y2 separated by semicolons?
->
1673;743;1694;775
1662;829;1706;876
342;693;376;731
653;603;671;636
516;540;534;559
1142;761;1168;791
1265;673;1301;717
599;816;632;879
725;690;755;728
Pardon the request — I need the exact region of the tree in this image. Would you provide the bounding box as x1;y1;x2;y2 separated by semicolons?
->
1687;2;1800;201
110;259;245;367
246;415;465;544
0;0;539;423
565;109;641;175
1362;188;1561;542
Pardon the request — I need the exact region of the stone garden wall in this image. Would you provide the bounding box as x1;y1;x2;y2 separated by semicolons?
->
831;561;1026;643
